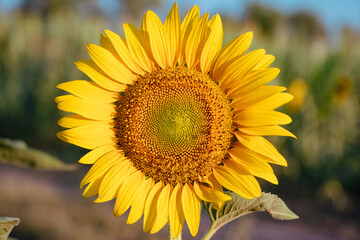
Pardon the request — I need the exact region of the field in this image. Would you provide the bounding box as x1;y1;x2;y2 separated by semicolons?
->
0;1;359;239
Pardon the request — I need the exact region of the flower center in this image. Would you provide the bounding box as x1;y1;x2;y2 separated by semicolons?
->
147;97;204;153
114;67;233;185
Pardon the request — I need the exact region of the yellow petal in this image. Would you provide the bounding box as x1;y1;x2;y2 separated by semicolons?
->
80;150;121;188
100;33;117;55
211;31;253;77
250;93;294;110
225;158;278;185
169;184;185;239
55;95;115;121
151;184;172;234
143;10;168;69
96;160;133;202
57;80;118;103
104;30;145;75
217;49;266;89
238;125;296;138
184;12;208;69
198;176;213;188
231;86;287;110
208;174;223;191
74;60;126;92
143;181;163;233
123;23;154;72
213;166;261;199
87;44;136;85
193;181;231;202
58;114;97;129
228;145;278;184
181;5;200;33
83;178;102;197
227;68;280;99
57;121;115;149
100;33;136;75
113;170;145;217
233;109;292;127
180;5;200;66
164;2;181;67
127;178;155;224
78;144;119;164
200;14;223;73
181;183;201;237
208;174;225;210
253;54;275;70
99;32;135;81
235;133;287;166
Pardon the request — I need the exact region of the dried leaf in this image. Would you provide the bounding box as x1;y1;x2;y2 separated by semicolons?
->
202;192;298;240
0;138;76;171
0;217;20;240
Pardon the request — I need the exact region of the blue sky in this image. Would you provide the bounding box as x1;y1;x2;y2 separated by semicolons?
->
165;0;360;32
1;0;359;32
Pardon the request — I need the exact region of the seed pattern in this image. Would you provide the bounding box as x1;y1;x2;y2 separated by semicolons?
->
114;66;233;185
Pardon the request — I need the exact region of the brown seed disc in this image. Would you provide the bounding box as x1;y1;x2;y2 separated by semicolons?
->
114;66;233;185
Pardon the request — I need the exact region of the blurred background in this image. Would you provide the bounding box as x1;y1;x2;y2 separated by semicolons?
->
0;0;359;239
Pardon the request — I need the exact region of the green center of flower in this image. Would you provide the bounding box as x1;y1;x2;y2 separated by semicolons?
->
114;67;233;185
148;97;204;154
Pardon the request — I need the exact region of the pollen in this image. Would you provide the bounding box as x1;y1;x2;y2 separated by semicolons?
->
114;67;233;185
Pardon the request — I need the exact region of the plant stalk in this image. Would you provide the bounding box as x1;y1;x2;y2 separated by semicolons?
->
201;225;215;240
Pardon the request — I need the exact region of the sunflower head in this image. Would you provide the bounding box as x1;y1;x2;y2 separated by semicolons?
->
56;3;294;238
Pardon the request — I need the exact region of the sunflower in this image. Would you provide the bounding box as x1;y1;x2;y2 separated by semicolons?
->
56;3;294;238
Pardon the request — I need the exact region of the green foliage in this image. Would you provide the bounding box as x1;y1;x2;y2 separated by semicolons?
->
202;192;298;240
0;9;104;148
245;3;284;38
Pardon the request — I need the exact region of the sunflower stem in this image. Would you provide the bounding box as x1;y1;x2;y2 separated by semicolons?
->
202;227;215;240
168;224;182;240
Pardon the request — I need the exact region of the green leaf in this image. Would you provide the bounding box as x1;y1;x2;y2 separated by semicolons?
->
202;192;298;240
0;138;76;171
0;217;20;240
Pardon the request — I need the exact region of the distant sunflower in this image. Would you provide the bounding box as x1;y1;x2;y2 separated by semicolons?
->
56;3;294;238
